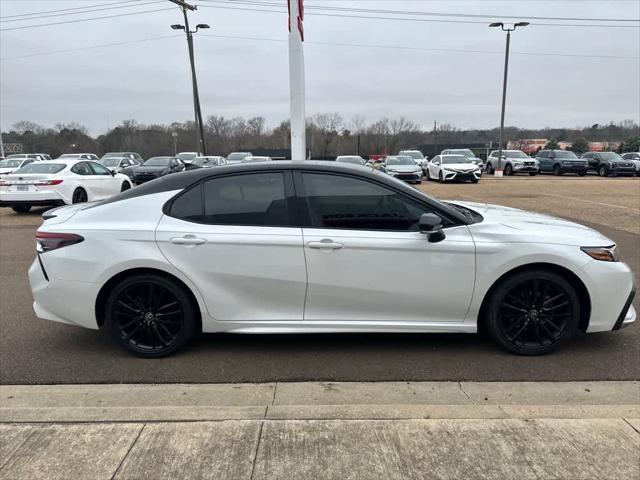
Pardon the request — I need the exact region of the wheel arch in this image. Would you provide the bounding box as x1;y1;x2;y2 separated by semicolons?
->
95;267;202;332
477;262;591;333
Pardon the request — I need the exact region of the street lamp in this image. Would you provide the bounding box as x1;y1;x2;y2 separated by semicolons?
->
171;21;210;155
490;21;529;175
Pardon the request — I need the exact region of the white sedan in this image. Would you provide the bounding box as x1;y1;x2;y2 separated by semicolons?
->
29;162;635;358
0;159;132;213
427;154;482;183
0;156;41;177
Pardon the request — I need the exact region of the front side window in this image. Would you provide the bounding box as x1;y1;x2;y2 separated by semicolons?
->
89;162;111;175
170;173;290;227
302;173;432;231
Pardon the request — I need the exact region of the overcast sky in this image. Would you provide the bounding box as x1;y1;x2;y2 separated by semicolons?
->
1;0;639;135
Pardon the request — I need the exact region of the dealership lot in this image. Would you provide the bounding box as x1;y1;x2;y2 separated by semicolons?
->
0;175;638;385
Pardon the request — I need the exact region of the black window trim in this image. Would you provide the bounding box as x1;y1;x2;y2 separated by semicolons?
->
163;170;300;228
291;170;463;232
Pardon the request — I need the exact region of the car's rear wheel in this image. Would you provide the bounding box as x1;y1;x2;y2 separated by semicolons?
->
529;172;537;176
425;169;431;181
105;274;197;358
11;205;31;213
485;270;580;355
121;181;131;192
72;188;87;203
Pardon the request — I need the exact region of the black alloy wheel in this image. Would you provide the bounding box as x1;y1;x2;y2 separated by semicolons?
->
504;164;513;176
439;171;445;183
72;188;88;203
105;274;197;357
486;270;580;355
121;181;131;192
11;205;31;213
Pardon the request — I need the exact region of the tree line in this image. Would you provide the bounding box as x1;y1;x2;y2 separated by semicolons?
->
2;117;638;159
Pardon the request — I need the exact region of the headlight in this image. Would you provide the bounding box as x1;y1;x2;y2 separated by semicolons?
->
513;161;524;166
580;245;619;262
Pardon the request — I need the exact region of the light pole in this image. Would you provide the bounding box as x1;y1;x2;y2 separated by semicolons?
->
171;21;209;156
490;21;529;175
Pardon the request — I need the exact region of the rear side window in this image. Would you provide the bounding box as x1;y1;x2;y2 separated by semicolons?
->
169;173;290;227
71;162;92;175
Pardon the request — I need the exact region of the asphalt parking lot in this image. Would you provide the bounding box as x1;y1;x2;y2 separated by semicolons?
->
1;175;638;385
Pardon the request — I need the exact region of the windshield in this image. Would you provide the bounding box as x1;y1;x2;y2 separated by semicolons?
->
102;153;122;158
386;156;416;166
193;157;211;166
227;152;250;161
0;160;23;168
442;155;473;164
504;151;529;159
449;149;476;159
144;157;172;166
14;163;66;174
101;158;121;167
600;152;622;161
337;156;365;165
401;151;425;160
555;151;578;159
176;153;196;161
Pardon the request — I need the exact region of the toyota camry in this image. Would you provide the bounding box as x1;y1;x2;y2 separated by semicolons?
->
29;162;635;357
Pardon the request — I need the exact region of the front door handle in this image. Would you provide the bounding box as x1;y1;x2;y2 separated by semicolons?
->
170;235;206;246
307;239;343;250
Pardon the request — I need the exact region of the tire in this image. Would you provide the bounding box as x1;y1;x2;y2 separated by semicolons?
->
11;205;31;213
425;169;431;181
438;171;445;183
121;181;132;192
529;172;537;176
578;172;586;177
504;164;513;176
599;165;608;177
471;179;479;184
72;188;88;204
105;274;198;358
486;163;494;175
553;164;562;176
485;269;580;355
415;180;422;184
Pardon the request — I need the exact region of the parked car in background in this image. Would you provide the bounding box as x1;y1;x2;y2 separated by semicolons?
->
242;156;272;163
336;155;366;166
99;156;139;173
0;156;41;177
486;150;539;176
101;152;143;165
535;150;588;176
226;152;252;164
34;153;52;161
28;161;635;357
0;159;132;213
5;153;47;162
192;156;227;168
621;152;640;176
130;156;186;184
582;152;636;177
383;156;422;183
398;150;428;173
175;152;198;164
427;154;482;183
58;153;99;161
441;149;483;168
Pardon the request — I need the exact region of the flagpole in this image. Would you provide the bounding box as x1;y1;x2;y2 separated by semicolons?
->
288;0;306;161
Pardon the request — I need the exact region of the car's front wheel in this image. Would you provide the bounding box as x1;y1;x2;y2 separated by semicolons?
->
485;270;580;355
121;181;132;192
504;164;513;176
105;274;198;358
553;165;562;176
438;171;445;183
599;165;609;177
11;205;31;213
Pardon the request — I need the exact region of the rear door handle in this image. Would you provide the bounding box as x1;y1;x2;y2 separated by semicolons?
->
170;235;206;246
307;239;343;250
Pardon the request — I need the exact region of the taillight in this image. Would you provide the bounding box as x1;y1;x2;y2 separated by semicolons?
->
36;179;63;186
36;231;84;253
0;179;62;186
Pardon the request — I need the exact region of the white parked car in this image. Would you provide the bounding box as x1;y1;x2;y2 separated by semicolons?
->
441;149;484;168
336;155;366;166
226;152;252;164
58;153;99;161
28;162;635;358
241;156;272;163
383;155;422;183
398;150;428;172
0;159;132;213
486;150;539;176
620;152;640;176
175;152;198;164
99;156;139;173
427;154;482;183
192;156;227;168
0;156;41;177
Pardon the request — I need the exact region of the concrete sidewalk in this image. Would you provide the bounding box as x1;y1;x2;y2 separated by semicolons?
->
1;382;639;479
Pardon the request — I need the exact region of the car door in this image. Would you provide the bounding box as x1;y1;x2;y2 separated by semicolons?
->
155;171;307;323
428;155;441;178
297;171;475;325
70;162;103;200
88;161;119;198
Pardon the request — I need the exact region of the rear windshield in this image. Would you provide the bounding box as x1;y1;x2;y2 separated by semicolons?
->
15;163;66;174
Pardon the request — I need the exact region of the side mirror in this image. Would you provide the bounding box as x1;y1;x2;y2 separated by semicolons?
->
418;213;446;243
110;170;116;176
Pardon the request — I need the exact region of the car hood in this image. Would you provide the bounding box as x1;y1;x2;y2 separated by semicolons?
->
450;201;613;246
441;163;478;171
135;165;167;174
386;165;421;172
